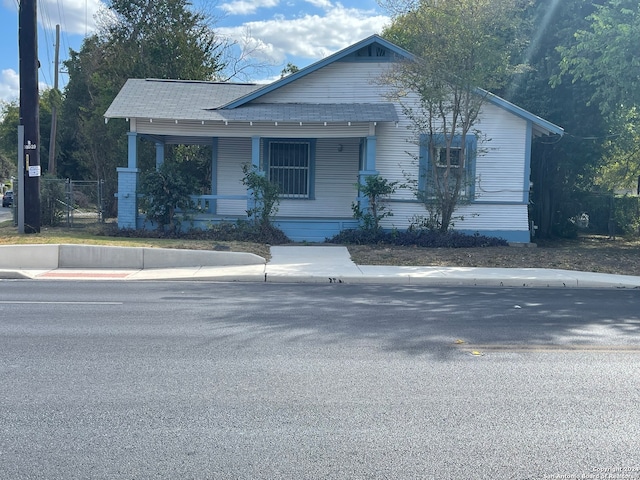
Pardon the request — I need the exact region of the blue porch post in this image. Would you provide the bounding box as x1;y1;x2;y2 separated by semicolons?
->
155;142;165;170
117;132;140;229
247;136;261;222
358;135;378;220
210;138;218;214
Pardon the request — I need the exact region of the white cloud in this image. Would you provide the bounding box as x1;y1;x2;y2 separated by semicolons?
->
218;4;389;65
304;0;334;8
38;0;104;36
0;69;62;105
220;0;280;16
0;69;19;104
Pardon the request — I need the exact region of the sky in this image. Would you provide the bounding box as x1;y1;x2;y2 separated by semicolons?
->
0;0;390;104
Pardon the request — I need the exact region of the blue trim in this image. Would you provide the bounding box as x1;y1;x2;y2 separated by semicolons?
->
251;136;260;169
419;133;477;200
523;121;532;204
262;138;316;200
135;215;531;243
365;136;377;171
247;136;261;218
210;138;218;214
127;132;137;169
387;198;527;206
222;35;414;109
272;219;360;243
155;142;164;170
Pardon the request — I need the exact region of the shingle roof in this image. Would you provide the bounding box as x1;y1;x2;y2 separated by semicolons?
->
104;78;399;124
104;79;261;121
104;79;398;123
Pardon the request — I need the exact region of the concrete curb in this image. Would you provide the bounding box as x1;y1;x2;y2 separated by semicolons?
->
0;244;266;270
1;244;640;288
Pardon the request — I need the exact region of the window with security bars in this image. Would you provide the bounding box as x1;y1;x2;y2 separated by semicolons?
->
268;141;310;198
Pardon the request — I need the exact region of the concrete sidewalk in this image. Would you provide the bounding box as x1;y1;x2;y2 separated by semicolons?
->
1;244;640;288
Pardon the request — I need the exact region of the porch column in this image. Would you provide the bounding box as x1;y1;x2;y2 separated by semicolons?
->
127;132;138;169
118;132;139;229
210;138;218;214
358;135;378;217
155;142;165;170
247;136;261;221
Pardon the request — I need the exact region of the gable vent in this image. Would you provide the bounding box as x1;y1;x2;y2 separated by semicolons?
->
356;45;388;57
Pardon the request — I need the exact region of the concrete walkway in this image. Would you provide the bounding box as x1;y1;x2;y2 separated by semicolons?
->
1;244;640;288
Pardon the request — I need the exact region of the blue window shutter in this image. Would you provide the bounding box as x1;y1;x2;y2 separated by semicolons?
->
465;135;477;200
418;134;428;193
308;139;316;200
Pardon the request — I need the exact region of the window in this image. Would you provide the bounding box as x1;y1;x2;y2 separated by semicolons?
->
436;146;462;168
419;134;476;199
266;140;315;199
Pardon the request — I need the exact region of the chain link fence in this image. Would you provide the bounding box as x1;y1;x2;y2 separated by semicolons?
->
40;178;105;228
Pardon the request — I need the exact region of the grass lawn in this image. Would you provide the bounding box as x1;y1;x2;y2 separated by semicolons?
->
1;219;640;276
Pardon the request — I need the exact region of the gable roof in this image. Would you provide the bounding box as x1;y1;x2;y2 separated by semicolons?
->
221;35;414;110
220;34;562;137
104;35;562;137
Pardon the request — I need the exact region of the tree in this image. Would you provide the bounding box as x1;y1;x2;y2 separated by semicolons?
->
0;101;19;182
595;107;640;193
556;0;640;116
58;0;227;217
280;63;300;78
102;0;225;81
0;94;53;179
381;0;523;232
505;0;609;238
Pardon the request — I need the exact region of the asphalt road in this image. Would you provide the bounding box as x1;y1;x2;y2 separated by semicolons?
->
1;281;640;479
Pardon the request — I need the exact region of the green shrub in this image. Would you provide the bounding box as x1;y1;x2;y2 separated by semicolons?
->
242;164;280;227
352;175;397;231
108;220;291;245
139;161;194;234
327;229;508;248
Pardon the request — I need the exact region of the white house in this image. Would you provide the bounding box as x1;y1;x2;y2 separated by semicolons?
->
105;35;563;242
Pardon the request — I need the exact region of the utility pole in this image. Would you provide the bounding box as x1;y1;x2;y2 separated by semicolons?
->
19;0;41;233
48;24;60;176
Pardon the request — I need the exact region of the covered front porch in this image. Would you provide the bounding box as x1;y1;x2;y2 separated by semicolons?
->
117;126;382;242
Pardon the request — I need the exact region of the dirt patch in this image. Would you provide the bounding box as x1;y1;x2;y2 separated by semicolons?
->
346;235;640;276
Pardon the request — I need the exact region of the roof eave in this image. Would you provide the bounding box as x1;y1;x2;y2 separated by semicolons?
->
480;89;564;137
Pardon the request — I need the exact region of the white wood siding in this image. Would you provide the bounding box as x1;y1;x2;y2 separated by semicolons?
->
217;138;251;216
257;62;395;104
136;59;532;231
277;138;359;217
215;137;359;218
473;104;528;203
381;203;530;231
